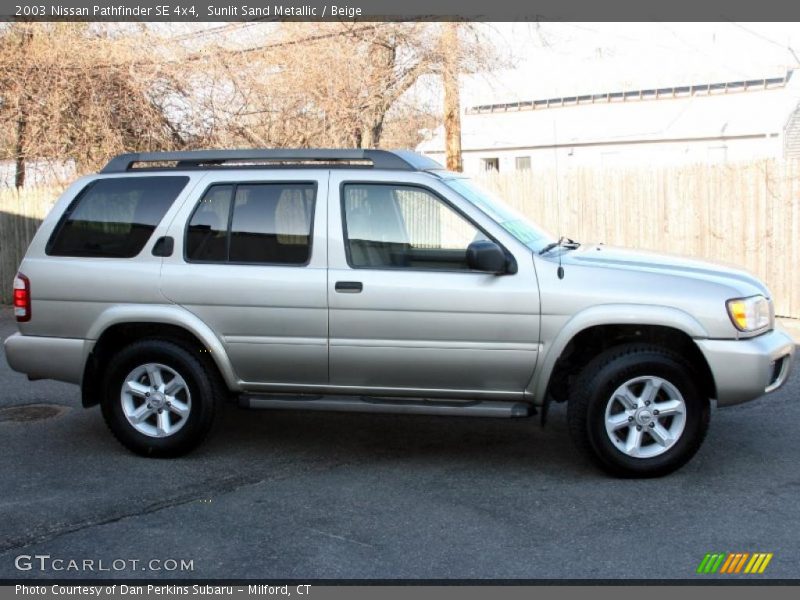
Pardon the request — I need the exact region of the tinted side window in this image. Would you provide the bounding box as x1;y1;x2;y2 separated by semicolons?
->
343;184;488;270
186;185;233;262
48;176;188;258
229;184;315;264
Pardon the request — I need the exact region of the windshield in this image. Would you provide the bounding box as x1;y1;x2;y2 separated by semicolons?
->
443;177;555;252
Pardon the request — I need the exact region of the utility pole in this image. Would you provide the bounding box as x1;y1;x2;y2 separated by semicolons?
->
442;22;462;172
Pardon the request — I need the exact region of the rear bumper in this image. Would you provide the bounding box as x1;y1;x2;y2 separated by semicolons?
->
696;328;795;406
3;333;87;385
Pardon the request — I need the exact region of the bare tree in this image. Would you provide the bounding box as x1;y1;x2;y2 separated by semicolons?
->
0;22;505;184
198;22;503;150
0;23;188;184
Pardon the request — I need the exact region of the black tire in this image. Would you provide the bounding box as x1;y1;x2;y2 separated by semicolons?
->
567;343;710;478
100;339;221;457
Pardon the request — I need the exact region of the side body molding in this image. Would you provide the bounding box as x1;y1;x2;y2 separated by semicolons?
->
527;304;709;404
85;304;240;391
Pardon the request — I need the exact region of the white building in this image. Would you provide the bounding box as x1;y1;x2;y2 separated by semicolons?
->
418;71;800;174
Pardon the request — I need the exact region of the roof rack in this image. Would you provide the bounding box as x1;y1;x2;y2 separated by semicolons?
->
100;149;443;173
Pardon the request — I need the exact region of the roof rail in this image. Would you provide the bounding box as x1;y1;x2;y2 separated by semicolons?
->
100;149;443;173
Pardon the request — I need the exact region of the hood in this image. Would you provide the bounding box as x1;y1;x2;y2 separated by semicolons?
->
560;244;770;297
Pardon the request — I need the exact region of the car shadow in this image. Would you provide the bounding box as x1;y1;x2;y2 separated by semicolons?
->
197;399;591;477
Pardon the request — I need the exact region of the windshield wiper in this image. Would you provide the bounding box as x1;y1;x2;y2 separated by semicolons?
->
539;236;581;255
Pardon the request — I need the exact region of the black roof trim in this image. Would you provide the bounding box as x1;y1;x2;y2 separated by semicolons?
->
101;149;443;173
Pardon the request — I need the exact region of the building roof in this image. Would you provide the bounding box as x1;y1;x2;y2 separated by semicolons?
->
418;71;800;153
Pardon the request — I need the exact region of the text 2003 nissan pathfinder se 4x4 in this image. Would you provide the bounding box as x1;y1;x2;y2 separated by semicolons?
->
4;149;795;476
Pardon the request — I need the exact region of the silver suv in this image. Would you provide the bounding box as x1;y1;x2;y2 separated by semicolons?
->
4;149;795;476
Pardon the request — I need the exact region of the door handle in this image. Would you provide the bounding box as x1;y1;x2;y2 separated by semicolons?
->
335;281;363;293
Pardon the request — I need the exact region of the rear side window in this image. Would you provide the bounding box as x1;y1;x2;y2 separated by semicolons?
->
47;176;189;258
186;183;315;265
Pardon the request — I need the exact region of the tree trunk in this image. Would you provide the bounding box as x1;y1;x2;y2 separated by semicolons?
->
364;113;385;149
14;27;33;189
442;22;463;172
14;113;27;189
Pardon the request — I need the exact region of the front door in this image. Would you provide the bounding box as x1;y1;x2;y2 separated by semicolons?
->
327;173;540;399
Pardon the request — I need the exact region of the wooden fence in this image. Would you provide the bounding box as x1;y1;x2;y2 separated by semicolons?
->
476;160;800;319
0;186;60;305
1;159;799;317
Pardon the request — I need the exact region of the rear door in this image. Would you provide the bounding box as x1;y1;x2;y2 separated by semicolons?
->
161;170;329;388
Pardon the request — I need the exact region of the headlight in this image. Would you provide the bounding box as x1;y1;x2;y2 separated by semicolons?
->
726;295;771;332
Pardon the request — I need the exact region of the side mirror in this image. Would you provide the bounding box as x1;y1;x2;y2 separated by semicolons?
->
466;240;508;274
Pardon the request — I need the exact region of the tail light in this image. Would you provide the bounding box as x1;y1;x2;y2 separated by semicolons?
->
13;273;31;322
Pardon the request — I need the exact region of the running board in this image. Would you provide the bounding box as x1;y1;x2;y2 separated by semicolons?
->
239;394;533;418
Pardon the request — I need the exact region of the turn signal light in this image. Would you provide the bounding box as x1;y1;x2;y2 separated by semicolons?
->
726;295;770;332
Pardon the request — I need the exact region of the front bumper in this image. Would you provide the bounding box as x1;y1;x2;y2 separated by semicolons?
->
696;327;795;406
4;332;88;385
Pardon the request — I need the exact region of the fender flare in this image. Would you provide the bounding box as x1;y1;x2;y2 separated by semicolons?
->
84;304;240;391
528;303;709;406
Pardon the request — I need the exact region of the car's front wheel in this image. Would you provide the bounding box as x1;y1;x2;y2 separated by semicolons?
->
567;343;710;477
101;340;220;457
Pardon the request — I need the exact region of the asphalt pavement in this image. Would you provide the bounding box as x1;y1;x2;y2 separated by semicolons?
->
1;307;798;581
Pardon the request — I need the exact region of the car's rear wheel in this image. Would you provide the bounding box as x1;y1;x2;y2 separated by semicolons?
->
567;343;710;477
101;340;219;457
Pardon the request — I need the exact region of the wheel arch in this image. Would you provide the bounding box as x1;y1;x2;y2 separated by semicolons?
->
531;305;716;419
81;305;239;408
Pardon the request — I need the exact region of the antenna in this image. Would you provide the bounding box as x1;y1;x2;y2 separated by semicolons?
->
552;121;565;280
